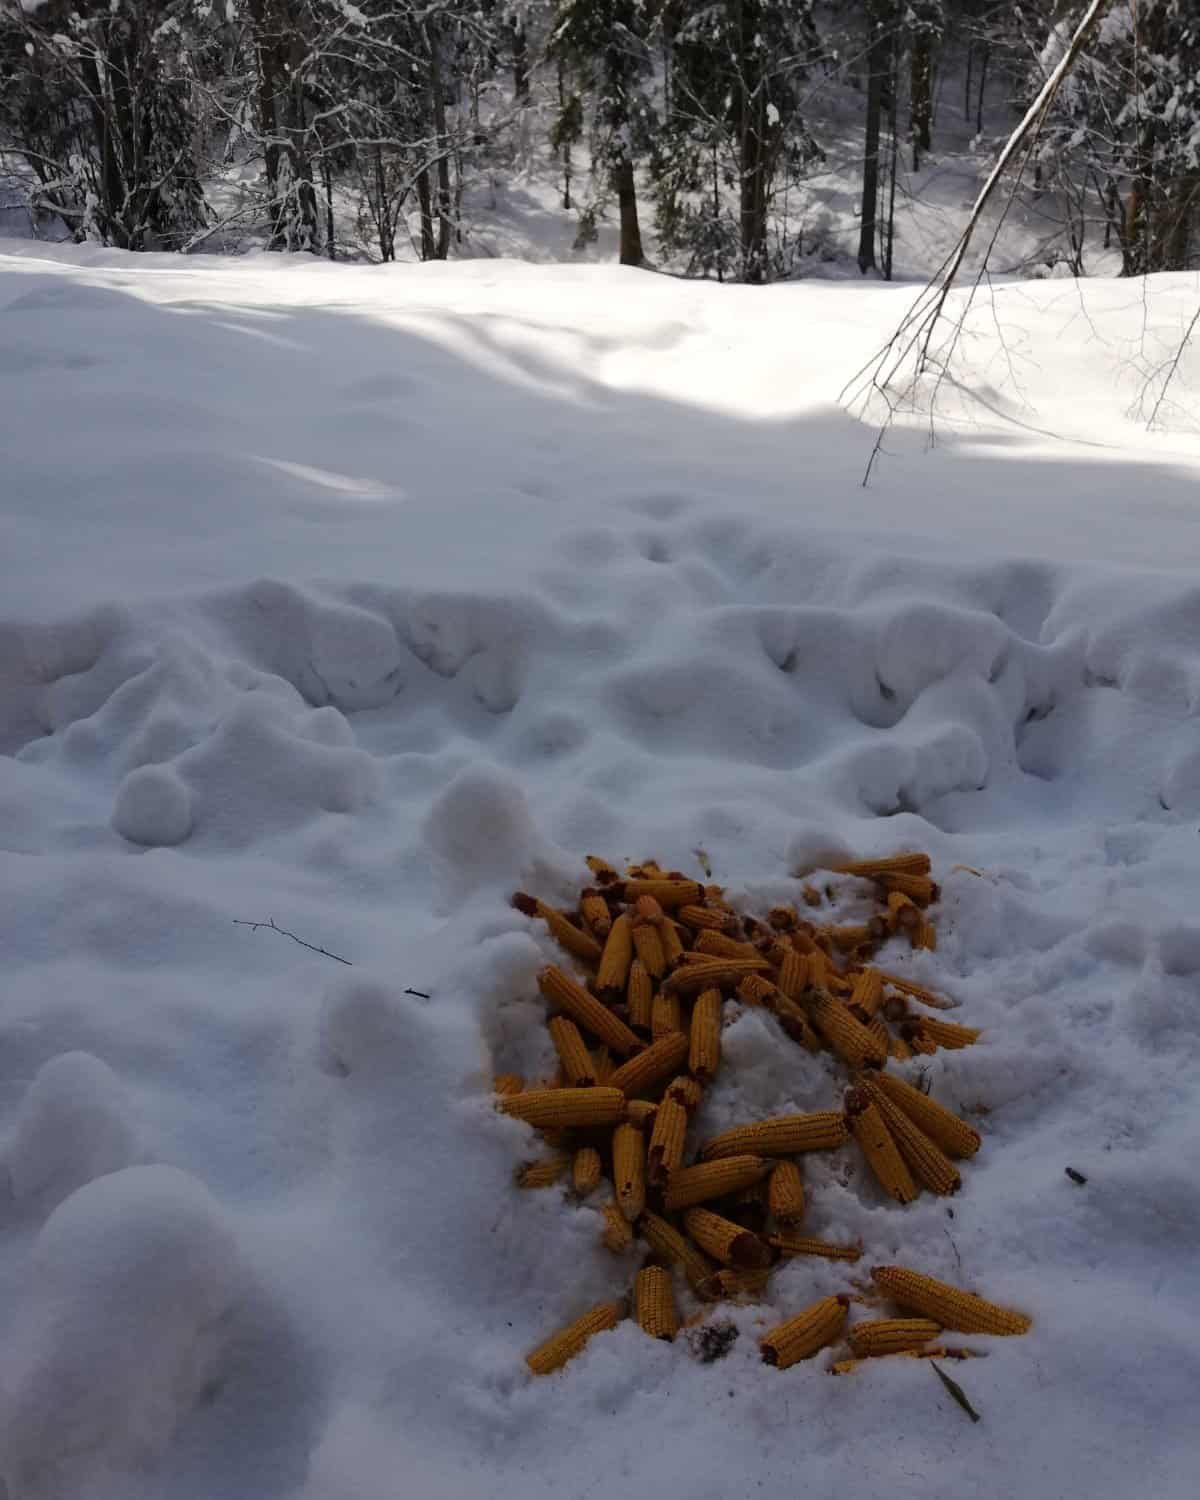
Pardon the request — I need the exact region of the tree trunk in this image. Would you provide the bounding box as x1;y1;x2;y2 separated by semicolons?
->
511;17;530;103
614;157;644;266
858;0;889;273
911;28;932;169
736;0;769;283
427;20;452;259
417;168;436;260
884;32;899;279
322;155;335;258
976;42;989;136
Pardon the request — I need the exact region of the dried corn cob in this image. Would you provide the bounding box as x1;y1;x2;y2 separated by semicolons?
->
890;1032;913;1060
875;972;956;1010
537;966;641;1057
625;1099;658;1129
903;1027;938;1056
847;1318;941;1357
828;924;874;953
913;918;937;951
639;1210;719;1297
715;1267;773;1301
526;1302;622;1375
516;1154;571;1189
580;888;613;941
664;1156;772;1212
700;1112;847;1162
501;1086;627;1130
833;852;932;879
736;973;781;1008
652;990;683;1038
596;914;634;998
868;1072;981;1158
599;1200;634;1253
634;895;666;925
876;872;939;906
866;1014;890;1057
801;884;822;907
776;950;810;1002
627;860;662;876
850;968;885;1018
845;1088;917;1204
769;1233;861;1262
585;854;619;884
864;1085;961;1196
513;893;604;966
612;1122;647;1222
767;1160;806;1227
626;958;654;1033
547;1016;598;1088
635;1265;678;1341
572;1146;602;1196
693;930;763;961
493;1073;524;1097
677;904;738;934
660;919;686;969
683;1208;771;1269
607;1030;689;1098
633;920;667;980
768;905;799;931
761;1296;849;1369
659;1081;698;1121
663;958;770;996
591;1045;613;1084
688;988;722;1083
617;879;704;908
871;1266;1031;1335
804;988;887;1068
905;1016;980;1050
647;1097;688;1185
774;995;823;1052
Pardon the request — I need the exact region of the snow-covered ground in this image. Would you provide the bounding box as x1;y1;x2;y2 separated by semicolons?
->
2;240;1200;1500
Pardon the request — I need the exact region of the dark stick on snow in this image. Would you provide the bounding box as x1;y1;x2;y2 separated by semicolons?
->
1065;1166;1088;1185
233;917;352;965
404;988;432;999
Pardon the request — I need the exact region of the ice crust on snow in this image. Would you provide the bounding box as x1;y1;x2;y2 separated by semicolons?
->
1;244;1199;1499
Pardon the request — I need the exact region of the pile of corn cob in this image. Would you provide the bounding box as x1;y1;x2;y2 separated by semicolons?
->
501;854;1030;1376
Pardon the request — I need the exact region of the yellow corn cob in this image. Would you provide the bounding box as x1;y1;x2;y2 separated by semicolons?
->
901;1027;938;1055
625;1099;658;1129
736;973;781;1008
866;1014;890;1057
715;1267;773;1301
876;872;939;906
526;1301;622;1375
612;1122;646;1222
774;995;823;1052
761;1296;849;1369
682;1208;771;1269
693;930;764;961
617;879;704;908
537;966;641;1057
887;889;921;932
775;950;810;1002
850;968;885;1017
864;1086;961;1195
579;889;612;941
889;1033;914;1060
652;990;683;1038
767;1160;806;1226
585;854;619;884
516;1154;571;1189
833;852;932;879
596;914;634;998
599;1200;634;1253
666;1074;704;1113
635;1265;678;1341
572;1146;602;1196
634;894;666;925
607;1030;689;1098
769;1233;861;1262
913;918;937;951
632;920;667;981
493;1073;524;1097
513;893;604;966
827;924;874;953
677;904;738;934
688;988;722;1082
660;919;686;969
768;904;799;931
907;1016;980;1051
868;1072;981;1158
626;957;654;1032
875;972;956;1011
845;1089;917;1204
626;860;661;876
804;989;887;1068
547;1016;598;1087
663;958;770;996
801;884;823;907
591;1045;613;1084
871;1266;1032;1335
501;1086;627;1130
700;1112;847;1162
664;1155;772;1212
647;1098;688;1186
638;1210;719;1297
847;1318;942;1357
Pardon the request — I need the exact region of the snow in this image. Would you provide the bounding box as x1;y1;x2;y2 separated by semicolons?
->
2;238;1200;1499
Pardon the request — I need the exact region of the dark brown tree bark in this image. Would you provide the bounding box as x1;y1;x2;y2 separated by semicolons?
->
858;0;890;273
615;158;644;265
911;29;932;169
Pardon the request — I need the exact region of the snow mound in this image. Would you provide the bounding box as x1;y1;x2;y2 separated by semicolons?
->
113;764;193;846
0;1166;239;1500
6;1052;142;1209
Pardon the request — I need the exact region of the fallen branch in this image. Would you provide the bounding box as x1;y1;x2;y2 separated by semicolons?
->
233;916;352;965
